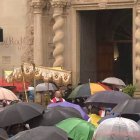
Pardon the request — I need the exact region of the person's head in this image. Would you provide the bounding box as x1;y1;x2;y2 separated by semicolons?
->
91;106;99;115
67;84;72;89
54;90;62;98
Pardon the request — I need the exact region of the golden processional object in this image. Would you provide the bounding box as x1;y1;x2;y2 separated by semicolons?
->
6;63;72;86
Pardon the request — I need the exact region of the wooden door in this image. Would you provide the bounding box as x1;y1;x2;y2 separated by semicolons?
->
96;42;114;81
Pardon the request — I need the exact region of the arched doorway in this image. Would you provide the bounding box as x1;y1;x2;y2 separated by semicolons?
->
79;8;132;84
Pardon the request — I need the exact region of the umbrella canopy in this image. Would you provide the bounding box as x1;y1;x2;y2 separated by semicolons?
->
99;113;140;123
56;118;96;140
93;117;140;140
98;113;119;124
0;128;8;140
28;86;34;91
0;87;18;101
111;99;140;115
68;83;111;98
9;126;68;140
28;106;82;128
137;120;140;126
48;101;89;120
36;83;58;92
102;77;126;87
85;91;131;108
0;102;44;127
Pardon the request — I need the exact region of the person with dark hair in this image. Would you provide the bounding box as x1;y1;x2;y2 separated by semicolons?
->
51;90;65;103
88;106;101;127
64;84;72;101
2;100;7;107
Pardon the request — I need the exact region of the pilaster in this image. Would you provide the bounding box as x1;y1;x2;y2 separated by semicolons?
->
31;0;46;66
135;3;140;85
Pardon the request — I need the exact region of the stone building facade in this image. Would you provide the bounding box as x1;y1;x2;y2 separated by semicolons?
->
0;0;140;95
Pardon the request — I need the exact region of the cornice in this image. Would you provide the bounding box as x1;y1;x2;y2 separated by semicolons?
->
71;0;137;5
71;0;138;9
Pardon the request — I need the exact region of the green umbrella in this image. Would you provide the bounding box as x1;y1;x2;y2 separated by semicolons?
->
68;85;82;99
56;118;96;140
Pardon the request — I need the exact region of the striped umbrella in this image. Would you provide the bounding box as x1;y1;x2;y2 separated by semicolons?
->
68;83;111;98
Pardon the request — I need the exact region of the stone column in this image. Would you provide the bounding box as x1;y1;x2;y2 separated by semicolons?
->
51;0;67;67
135;7;140;85
32;0;46;66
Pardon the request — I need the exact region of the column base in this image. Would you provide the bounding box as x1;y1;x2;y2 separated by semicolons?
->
134;90;140;98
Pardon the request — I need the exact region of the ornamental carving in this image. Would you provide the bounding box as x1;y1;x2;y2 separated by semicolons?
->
98;0;108;8
51;0;68;8
31;0;47;13
21;0;34;63
6;63;72;86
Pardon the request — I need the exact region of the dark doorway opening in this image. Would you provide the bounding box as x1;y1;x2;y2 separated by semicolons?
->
79;9;132;84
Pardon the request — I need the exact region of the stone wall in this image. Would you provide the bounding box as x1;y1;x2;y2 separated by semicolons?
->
0;0;27;77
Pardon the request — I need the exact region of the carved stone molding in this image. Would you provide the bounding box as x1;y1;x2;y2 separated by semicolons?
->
97;0;108;8
72;0;137;4
21;0;34;63
51;0;68;8
31;0;46;13
71;0;137;9
21;25;34;63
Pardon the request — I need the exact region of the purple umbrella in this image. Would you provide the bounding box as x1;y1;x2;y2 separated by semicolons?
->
48;101;89;120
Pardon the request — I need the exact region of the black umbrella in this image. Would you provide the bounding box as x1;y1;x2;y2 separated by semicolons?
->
0;128;8;140
85;91;131;108
111;99;140;115
8;126;68;140
28;106;82;128
0;102;44;127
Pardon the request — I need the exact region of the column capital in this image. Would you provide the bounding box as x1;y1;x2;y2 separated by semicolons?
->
51;0;68;8
31;0;46;14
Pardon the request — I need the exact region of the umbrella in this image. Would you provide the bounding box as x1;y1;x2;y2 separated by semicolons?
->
28;87;34;91
9;126;68;140
88;114;101;127
137;120;140;126
98;113;119;124
56;118;96;140
48;101;89;120
68;83;111;98
85;91;131;108
102;77;126;87
0;87;18;101
111;99;140;118
0;102;44;127
93;117;140;140
28;106;82;128
36;83;58;92
99;113;140;123
0;128;8;140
